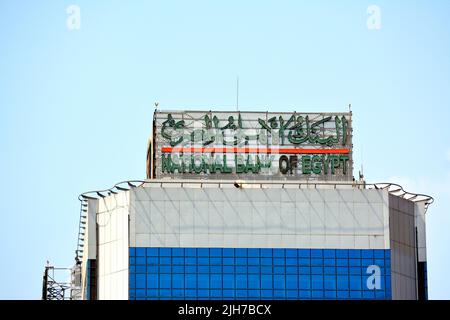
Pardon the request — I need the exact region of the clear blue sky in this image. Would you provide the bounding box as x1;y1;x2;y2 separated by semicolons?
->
0;0;449;299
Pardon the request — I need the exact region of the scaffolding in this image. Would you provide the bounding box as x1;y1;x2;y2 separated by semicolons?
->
42;263;82;300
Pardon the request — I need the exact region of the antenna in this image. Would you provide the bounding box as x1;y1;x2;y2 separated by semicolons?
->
236;76;239;111
359;144;365;181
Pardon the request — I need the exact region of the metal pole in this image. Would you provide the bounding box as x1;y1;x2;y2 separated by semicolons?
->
236;76;239;111
42;267;48;300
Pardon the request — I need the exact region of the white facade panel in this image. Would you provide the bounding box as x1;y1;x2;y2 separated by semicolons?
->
130;184;390;250
389;195;418;300
415;202;427;262
97;192;129;300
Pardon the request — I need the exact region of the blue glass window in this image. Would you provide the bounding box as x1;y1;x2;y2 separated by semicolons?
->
274;290;286;299
274;275;285;289
248;266;259;274
172;248;184;256
147;257;158;265
299;275;311;290
248;249;259;257
311;259;323;266
336;259;349;267
236;275;247;289
312;275;323;290
324;267;336;275
198;274;209;289
135;265;146;273
312;291;324;299
350;276;362;290
261;290;273;298
160;274;171;289
324;259;335;266
298;249;310;258
223;266;234;273
147;266;158;273
248;274;260;289
261;266;272;274
223;275;235;289
299;267;311;275
185;274;197;289
211;274;222;289
128;247;391;300
136;248;146;257
261;249;272;257
160;257;171;265
349;259;361;267
223;248;234;257
185;289;196;298
323;249;336;259
298;259;310;266
198;248;209;257
136;274;146;289
337;276;349;290
249;290;260;298
185;248;196;257
299;290;311;299
286;249;297;258
374;250;384;259
362;259;373;266
172;274;184;289
129;274;136;288
172;289;184;298
324;275;336;290
349;250;361;259
210;248;222;257
273;249;285;258
274;258;285;266
146;274;158;289
261;275;273;289
160;266;171;273
160;248;171;257
362;250;374;259
286;275;298;289
336;250;349;258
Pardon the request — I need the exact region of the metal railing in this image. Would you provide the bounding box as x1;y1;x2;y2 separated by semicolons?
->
42;265;74;300
74;178;434;263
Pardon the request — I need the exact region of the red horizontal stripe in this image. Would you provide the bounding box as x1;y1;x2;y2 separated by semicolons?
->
161;147;350;154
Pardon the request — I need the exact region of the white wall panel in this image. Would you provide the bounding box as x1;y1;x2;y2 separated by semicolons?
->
389;195;418;300
415;202;427;262
295;203;310;234
130;186;390;250
97;192;129;300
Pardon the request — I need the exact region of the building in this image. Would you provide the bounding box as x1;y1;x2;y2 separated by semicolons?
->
67;110;433;300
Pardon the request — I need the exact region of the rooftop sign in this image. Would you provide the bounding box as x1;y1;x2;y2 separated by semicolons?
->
151;110;353;181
